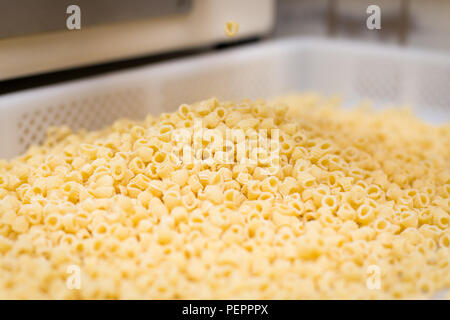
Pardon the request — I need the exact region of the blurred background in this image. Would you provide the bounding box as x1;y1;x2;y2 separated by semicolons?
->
1;0;449;158
1;0;450;91
275;0;450;50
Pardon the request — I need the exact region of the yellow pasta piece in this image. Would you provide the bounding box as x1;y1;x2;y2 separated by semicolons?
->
0;94;448;299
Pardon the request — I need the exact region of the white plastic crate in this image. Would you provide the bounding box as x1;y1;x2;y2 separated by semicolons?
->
0;37;449;159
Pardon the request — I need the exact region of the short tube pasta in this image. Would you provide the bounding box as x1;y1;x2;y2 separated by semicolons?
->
0;95;448;300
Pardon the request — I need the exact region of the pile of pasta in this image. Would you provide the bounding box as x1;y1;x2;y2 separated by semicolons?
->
0;94;449;299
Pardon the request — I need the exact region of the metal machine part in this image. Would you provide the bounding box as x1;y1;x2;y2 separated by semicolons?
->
0;0;192;38
0;0;274;80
